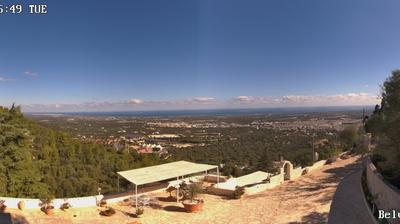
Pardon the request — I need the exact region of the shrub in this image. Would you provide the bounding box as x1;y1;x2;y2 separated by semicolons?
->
232;186;245;199
180;182;203;202
136;206;144;216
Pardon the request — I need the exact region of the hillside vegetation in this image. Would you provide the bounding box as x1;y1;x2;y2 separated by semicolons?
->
0;104;360;198
366;70;400;188
170;126;354;177
0;105;164;198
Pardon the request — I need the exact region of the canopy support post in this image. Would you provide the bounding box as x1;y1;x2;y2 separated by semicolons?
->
117;175;120;192
176;176;179;204
217;167;220;184
135;184;138;208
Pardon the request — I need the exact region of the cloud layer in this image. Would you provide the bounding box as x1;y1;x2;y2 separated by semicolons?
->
0;77;14;82
232;93;380;106
19;92;381;112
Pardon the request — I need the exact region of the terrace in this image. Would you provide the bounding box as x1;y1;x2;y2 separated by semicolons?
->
1;155;359;224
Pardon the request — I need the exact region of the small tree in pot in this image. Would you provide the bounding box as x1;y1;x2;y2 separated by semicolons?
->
100;207;116;217
60;202;72;211
180;182;204;213
0;200;6;213
40;198;55;216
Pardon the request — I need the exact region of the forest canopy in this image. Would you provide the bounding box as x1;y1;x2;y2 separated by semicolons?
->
0;105;164;198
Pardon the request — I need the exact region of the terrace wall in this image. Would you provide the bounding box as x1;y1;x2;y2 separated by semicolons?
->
0;195;103;209
366;159;400;224
304;160;327;173
291;167;305;180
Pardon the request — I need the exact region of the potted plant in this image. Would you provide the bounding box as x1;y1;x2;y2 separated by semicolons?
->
0;200;6;213
232;186;245;199
40;198;55;216
166;186;176;199
18;200;25;210
99;200;107;207
180;182;204;213
100;207;116;217
136;206;144;217
60;202;71;211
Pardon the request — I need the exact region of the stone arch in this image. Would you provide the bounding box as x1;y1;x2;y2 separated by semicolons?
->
279;161;294;181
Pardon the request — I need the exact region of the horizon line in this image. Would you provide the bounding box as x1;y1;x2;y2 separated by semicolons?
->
24;105;376;114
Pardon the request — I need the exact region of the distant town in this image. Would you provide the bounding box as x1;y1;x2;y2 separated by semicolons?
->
30;110;364;158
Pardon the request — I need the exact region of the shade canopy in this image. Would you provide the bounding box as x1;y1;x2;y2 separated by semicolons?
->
117;161;218;186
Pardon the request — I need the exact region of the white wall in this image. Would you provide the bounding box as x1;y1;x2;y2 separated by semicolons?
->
0;195;103;209
291;167;305;180
366;159;400;224
304;160;327;173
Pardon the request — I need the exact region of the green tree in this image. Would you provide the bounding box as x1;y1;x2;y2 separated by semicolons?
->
366;70;400;187
339;125;359;150
0;105;164;198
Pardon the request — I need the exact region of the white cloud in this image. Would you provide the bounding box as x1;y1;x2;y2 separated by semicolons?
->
24;70;38;77
233;96;254;102
0;77;14;82
193;97;216;103
19;92;381;112
232;92;380;107
127;99;144;105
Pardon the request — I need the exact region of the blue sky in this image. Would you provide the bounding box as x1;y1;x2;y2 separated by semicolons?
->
0;0;398;111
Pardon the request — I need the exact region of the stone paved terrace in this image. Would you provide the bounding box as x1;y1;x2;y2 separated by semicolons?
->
7;156;362;224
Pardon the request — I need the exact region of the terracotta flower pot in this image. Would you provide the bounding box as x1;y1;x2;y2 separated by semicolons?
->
45;208;54;216
100;208;116;217
18;201;25;210
42;206;54;216
182;199;203;213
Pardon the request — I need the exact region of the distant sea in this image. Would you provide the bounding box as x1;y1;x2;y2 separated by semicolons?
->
28;106;374;118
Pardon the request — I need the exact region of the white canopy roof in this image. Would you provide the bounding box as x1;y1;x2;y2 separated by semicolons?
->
117;161;218;186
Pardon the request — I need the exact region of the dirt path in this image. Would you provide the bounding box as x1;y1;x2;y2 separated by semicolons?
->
10;156;362;224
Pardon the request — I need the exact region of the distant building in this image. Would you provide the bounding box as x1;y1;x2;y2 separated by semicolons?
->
148;134;180;139
137;147;153;154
